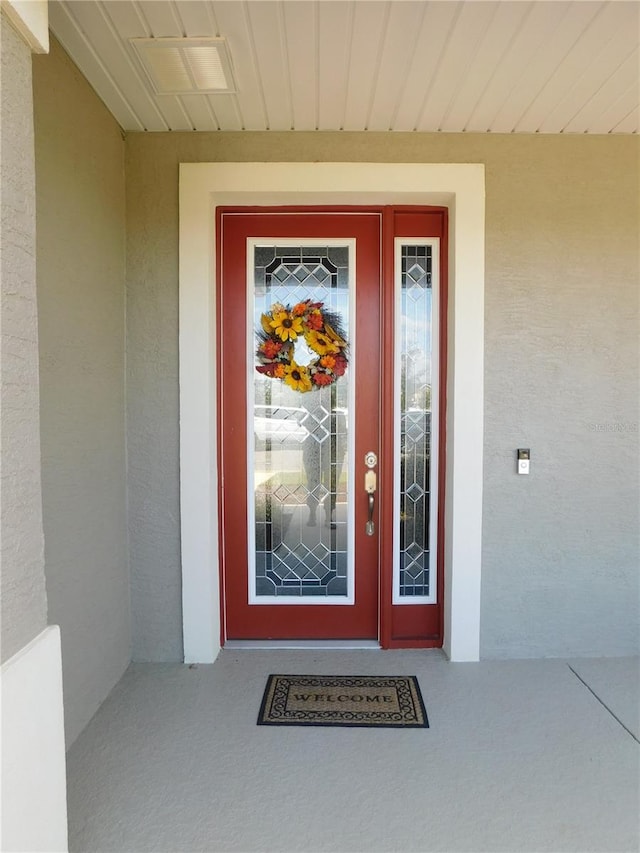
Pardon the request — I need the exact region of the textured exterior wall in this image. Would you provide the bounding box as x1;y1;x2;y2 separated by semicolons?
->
125;131;639;661
33;37;130;746
0;12;48;663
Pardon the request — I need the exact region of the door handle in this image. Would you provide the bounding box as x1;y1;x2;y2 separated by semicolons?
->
365;469;376;536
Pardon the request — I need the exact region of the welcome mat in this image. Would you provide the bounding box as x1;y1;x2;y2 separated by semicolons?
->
258;674;429;728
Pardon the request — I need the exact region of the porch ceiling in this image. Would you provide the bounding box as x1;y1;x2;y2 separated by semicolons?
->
49;1;639;135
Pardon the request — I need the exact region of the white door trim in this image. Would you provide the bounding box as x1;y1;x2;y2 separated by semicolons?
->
178;162;485;662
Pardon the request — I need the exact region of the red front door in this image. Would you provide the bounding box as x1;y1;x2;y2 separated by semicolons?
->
218;207;446;647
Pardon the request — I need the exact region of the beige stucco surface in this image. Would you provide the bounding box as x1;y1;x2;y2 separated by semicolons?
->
126;131;639;661
0;12;47;663
33;37;130;746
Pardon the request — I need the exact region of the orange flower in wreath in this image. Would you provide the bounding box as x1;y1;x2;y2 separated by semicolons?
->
312;372;333;387
261;339;283;359
319;355;336;370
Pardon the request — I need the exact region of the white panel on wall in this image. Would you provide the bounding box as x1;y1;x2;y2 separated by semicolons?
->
1;628;68;853
2;0;49;52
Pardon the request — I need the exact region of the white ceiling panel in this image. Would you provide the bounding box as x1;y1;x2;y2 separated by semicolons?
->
180;92;219;130
465;2;568;132
563;50;639;133
512;1;631;133
614;104;640;133
392;1;464;132
213;1;266;130
246;2;293;130
176;0;217;36
366;1;425;132
283;1;318;130
318;1;353;130
342;1;391;131
71;1;169;130
419;1;497;132
538;7;640;133
48;0;639;135
491;2;601;134
140;1;184;37
440;2;526;132
589;82;639;135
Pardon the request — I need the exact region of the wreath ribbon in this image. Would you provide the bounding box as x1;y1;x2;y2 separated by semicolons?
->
255;300;348;392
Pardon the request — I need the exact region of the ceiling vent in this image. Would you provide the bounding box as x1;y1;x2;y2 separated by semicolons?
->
130;37;237;95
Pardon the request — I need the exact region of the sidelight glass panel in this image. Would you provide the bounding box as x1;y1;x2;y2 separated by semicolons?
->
250;243;352;602
395;242;437;602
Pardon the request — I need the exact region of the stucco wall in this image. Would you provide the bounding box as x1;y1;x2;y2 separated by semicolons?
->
33;37;130;746
125;131;639;661
0;12;48;663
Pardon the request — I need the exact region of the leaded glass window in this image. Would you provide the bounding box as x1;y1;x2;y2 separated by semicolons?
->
396;243;437;602
250;243;352;601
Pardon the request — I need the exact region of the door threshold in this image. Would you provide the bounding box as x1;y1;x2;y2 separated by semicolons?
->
224;640;381;650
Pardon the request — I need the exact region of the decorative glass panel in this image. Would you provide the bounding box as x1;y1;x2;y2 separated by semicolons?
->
251;245;350;600
398;245;433;598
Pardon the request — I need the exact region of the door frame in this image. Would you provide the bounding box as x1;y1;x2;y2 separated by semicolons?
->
179;162;485;663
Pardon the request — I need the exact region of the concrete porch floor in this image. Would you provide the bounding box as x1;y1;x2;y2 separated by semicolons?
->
66;651;639;853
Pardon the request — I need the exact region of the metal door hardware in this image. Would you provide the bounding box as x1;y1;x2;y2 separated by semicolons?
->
365;469;376;535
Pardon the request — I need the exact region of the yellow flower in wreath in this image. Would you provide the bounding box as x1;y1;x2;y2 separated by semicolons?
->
269;310;304;342
305;330;340;355
283;360;312;393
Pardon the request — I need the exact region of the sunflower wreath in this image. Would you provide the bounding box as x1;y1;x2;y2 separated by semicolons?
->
255;299;348;393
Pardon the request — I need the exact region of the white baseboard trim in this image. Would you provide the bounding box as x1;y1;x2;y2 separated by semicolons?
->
1;626;68;852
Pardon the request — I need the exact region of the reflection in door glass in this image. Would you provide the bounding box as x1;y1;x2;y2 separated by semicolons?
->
252;245;350;599
399;245;433;598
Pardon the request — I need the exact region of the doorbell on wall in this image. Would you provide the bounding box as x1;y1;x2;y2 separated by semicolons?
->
517;448;530;475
